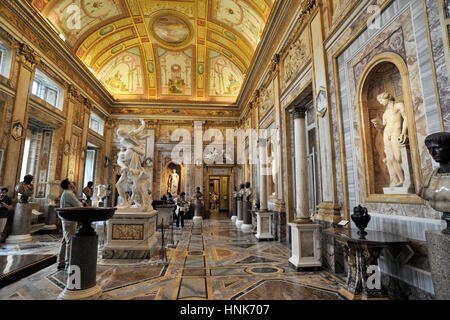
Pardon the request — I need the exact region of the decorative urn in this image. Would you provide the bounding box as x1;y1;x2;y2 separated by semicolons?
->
351;205;371;236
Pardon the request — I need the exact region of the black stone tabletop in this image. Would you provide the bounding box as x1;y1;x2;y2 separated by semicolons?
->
323;228;410;245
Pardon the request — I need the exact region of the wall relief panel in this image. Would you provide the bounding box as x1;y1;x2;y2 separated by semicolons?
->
281;27;311;91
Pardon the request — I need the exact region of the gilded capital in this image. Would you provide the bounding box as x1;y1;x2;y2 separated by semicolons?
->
270;53;280;73
67;84;80;101
18;43;40;69
82;96;93;111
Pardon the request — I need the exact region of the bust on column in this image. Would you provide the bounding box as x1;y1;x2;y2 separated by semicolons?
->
231;186;238;223
419;132;450;300
193;187;203;223
6;175;34;244
236;183;245;228
241;182;253;233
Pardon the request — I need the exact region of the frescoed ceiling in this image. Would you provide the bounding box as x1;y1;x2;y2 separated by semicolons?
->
27;0;276;105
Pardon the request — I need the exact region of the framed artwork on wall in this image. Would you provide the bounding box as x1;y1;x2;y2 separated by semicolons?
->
316;87;328;118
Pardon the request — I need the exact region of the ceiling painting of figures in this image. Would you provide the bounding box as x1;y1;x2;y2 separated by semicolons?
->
27;0;276;105
208;49;244;98
97;47;145;97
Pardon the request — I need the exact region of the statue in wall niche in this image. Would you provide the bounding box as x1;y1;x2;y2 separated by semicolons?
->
419;132;450;234
167;169;180;196
115;119;153;210
371;92;408;187
16;174;34;203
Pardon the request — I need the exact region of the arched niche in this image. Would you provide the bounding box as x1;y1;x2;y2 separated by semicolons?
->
164;161;183;196
357;53;423;203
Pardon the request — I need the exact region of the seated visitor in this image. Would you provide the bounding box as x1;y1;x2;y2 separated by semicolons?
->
0;187;13;243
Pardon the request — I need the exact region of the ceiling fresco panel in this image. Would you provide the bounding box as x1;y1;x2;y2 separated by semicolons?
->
208;49;244;97
97;46;145;96
29;0;275;105
210;0;266;49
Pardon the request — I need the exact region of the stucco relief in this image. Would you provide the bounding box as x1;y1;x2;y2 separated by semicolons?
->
282;30;310;90
259;80;274;119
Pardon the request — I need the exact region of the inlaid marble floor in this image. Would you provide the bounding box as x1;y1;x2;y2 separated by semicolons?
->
0;219;346;300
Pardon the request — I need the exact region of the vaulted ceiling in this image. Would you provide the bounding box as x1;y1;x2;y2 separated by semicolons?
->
28;0;276;106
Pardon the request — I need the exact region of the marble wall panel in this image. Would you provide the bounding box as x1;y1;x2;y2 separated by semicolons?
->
333;0;443;220
424;0;450;132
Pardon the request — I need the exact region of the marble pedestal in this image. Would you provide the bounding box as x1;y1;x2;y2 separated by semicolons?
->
425;230;450;300
102;209;159;259
288;222;321;269
58;233;102;300
241;201;253;233
256;210;274;240
44;205;57;231
5;203;32;244
194;200;202;224
193;216;203;224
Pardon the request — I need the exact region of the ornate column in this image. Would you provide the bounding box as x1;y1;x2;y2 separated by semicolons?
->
60;85;79;179
76;97;93;196
3;43;39;192
293;107;309;222
255;139;274;240
288;106;321;269
270;53;287;242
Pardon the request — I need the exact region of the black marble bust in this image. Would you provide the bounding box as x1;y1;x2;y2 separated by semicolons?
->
420;132;450;234
16;174;34;203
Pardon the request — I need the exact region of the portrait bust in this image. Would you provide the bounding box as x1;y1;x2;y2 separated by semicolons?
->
419;132;450;234
16;174;34;203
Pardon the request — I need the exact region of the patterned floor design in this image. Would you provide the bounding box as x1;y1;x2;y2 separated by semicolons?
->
0;219;346;300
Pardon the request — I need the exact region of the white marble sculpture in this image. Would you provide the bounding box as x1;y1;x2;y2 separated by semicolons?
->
168;169;179;195
95;185;107;207
115;119;153;210
371;92;408;188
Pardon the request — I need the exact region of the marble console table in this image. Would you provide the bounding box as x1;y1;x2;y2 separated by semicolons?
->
323;228;410;300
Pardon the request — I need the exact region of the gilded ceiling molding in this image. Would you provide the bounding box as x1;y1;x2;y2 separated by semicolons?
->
0;27;19;49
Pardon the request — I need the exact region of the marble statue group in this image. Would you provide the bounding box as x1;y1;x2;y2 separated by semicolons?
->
115;119;153;210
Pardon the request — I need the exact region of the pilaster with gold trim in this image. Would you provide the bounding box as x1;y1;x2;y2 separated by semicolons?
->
3;43;39;192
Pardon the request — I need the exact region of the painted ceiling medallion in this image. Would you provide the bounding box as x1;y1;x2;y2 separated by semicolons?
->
150;14;193;47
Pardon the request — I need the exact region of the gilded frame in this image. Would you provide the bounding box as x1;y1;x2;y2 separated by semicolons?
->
356;52;424;204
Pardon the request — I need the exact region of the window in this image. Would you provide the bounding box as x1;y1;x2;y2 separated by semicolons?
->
83;149;97;189
89;112;104;136
31;69;64;110
0;40;12;78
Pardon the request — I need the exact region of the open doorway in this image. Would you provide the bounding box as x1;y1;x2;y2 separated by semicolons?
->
208;176;230;219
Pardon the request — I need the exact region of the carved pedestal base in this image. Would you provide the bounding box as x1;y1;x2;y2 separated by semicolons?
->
256;210;274;240
288;222;321;269
339;242;387;300
6;203;32;244
103;210;159;259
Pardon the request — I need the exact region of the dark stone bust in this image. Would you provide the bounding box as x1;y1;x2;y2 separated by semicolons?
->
421;132;450;234
16;174;34;203
424;132;450;173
